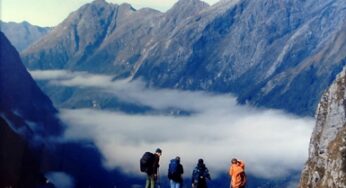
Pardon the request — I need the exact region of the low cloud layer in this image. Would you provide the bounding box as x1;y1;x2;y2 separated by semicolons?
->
31;70;315;179
46;172;74;188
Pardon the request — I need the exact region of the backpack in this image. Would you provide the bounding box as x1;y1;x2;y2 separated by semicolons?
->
237;160;247;186
140;152;155;172
193;166;208;184
168;159;179;180
240;171;247;186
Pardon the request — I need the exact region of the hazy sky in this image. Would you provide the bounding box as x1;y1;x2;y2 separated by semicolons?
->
31;70;315;182
1;0;220;27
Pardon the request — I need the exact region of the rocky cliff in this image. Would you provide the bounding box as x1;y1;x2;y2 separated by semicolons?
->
0;31;62;187
0;31;62;139
299;67;346;187
0;31;143;187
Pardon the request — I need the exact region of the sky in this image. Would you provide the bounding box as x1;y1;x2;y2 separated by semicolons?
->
30;70;315;182
1;0;220;27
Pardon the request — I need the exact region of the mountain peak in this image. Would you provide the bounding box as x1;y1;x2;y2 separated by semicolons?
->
86;0;111;8
119;2;136;11
171;0;209;9
92;0;106;4
166;0;209;22
79;0;106;9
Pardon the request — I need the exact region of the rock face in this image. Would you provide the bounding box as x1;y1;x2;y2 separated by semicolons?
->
0;117;47;188
0;21;51;52
0;31;62;139
21;0;346;116
133;0;346;116
21;0;160;75
0;31;143;187
299;68;346;188
0;31;62;187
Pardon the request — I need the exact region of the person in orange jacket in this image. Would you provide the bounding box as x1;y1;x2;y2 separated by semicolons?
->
229;158;246;188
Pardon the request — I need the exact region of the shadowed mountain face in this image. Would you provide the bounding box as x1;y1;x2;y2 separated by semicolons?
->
0;32;62;139
0;31;145;188
21;0;346;116
0;21;51;52
0;31;61;187
0;117;48;188
299;67;346;187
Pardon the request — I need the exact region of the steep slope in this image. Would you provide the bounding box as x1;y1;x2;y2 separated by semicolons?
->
134;0;346;116
0;21;51;52
22;0;346;116
0;31;62;187
299;67;346;187
1;31;144;187
0;117;48;188
0;32;62;138
22;0;209;75
22;0;161;75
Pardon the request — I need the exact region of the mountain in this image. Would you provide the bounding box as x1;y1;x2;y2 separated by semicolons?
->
21;0;346;116
0;116;51;188
0;31;62;187
133;0;346;116
0;21;51;52
0;31;144;187
299;67;346;187
0;31;62;139
22;0;159;74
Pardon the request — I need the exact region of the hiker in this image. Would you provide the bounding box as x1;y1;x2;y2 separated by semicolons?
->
191;159;211;188
229;158;246;188
140;148;162;188
168;156;184;188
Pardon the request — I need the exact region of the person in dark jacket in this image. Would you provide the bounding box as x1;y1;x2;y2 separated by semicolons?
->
191;159;211;188
146;148;162;188
168;156;184;188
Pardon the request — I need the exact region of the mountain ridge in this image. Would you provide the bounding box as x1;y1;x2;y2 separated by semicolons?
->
21;0;346;116
0;21;51;52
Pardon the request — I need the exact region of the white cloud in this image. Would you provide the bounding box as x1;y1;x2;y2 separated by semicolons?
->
32;70;316;180
60;108;313;179
30;70;114;87
46;172;75;188
30;70;71;80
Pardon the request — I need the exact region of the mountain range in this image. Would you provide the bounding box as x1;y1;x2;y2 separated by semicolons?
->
2;0;346;187
0;21;51;52
20;0;346;116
